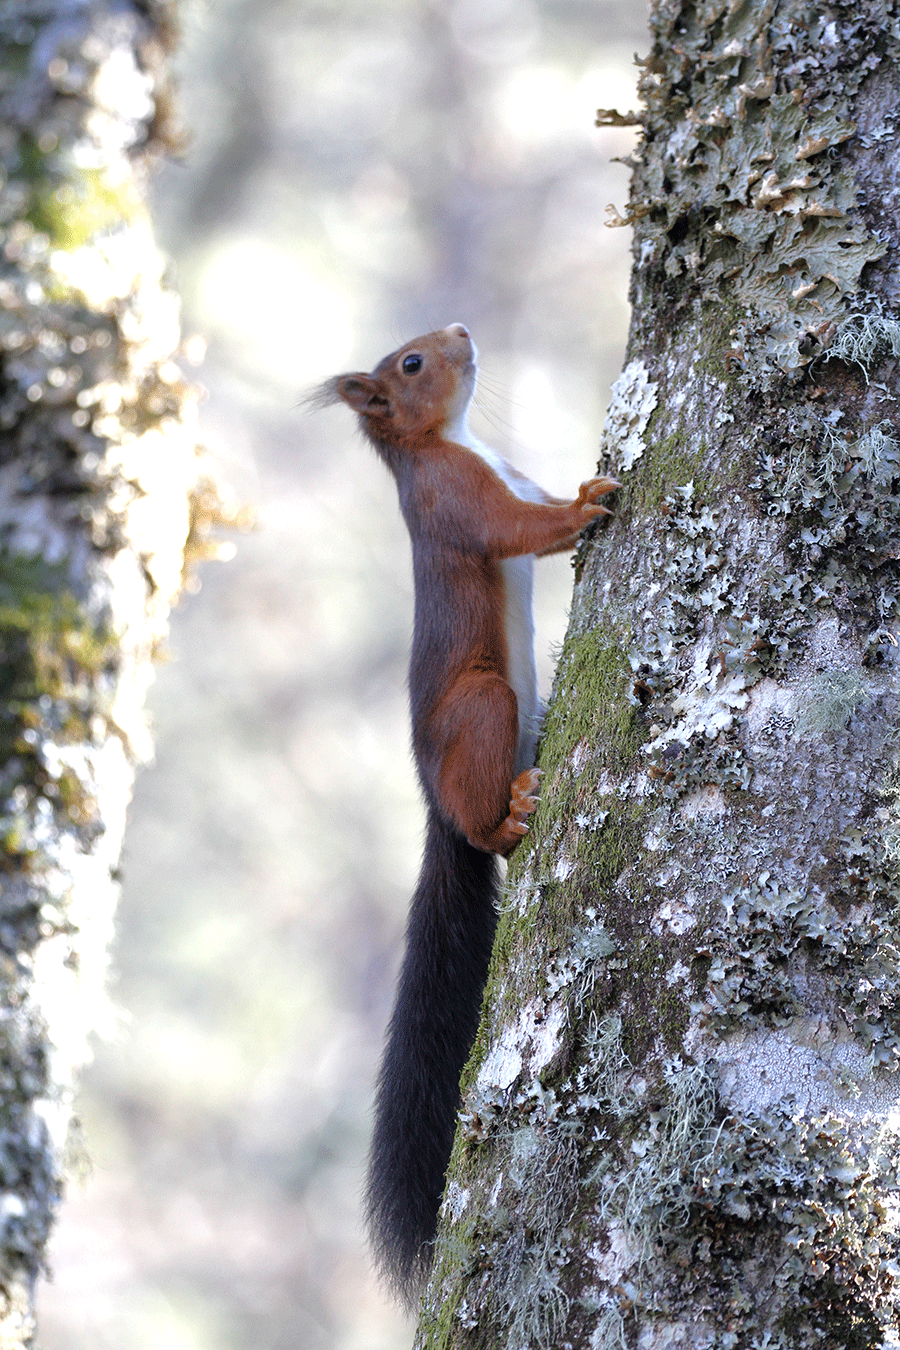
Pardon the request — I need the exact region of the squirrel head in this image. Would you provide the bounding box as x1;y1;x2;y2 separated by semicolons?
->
313;323;476;446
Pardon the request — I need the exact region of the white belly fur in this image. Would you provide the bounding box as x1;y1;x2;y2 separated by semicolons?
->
455;429;543;774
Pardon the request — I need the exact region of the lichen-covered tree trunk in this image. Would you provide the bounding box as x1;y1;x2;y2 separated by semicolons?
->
0;3;217;1344
417;1;900;1346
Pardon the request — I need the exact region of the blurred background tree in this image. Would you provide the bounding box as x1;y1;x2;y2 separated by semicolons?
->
33;2;645;1348
0;2;215;1345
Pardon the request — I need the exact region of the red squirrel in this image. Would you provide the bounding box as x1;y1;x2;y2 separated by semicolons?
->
314;323;618;1303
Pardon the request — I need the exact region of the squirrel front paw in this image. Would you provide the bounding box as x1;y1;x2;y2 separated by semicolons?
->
576;476;622;517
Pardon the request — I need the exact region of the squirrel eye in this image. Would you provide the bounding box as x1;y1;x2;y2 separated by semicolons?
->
402;353;422;374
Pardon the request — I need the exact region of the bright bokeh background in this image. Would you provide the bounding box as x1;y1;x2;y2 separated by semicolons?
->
37;1;646;1346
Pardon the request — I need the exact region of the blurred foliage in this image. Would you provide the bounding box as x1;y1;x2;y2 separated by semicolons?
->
36;0;646;1347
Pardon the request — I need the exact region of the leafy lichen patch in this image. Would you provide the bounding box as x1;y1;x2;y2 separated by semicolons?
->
600;360;659;473
630;0;888;379
701;1022;900;1119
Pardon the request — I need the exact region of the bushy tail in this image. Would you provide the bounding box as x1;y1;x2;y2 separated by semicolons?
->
365;809;499;1305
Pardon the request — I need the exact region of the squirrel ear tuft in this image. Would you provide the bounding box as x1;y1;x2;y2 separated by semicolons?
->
301;375;344;413
302;373;389;416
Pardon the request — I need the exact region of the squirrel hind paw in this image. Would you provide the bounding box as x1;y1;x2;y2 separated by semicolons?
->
482;768;542;855
509;767;542;821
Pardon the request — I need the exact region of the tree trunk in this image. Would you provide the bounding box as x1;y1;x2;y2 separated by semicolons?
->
416;0;900;1346
0;4;219;1343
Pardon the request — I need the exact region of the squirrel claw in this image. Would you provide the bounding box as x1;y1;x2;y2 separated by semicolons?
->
508;766;542;827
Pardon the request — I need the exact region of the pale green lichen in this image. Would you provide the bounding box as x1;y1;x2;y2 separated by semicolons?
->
781;414;852;499
854;424;900;483
589;1302;628;1350
678;1106;900;1344
827;312;900;379
626;485;769;798
571;928;619;1017
583;1055;900;1342
488;1121;582;1348
748;394;900;672
492;1234;571;1350
579;1014;629;1104
599;1062;718;1269
793;669;871;738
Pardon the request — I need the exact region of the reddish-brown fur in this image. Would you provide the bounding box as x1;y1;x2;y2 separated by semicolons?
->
406;439;613;849
314;324;619;1300
318;324;617;852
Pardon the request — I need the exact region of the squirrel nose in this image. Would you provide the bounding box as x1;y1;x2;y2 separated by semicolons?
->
444;322;470;339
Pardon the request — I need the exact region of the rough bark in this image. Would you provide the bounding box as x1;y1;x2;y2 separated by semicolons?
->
416;0;900;1346
0;3;221;1343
